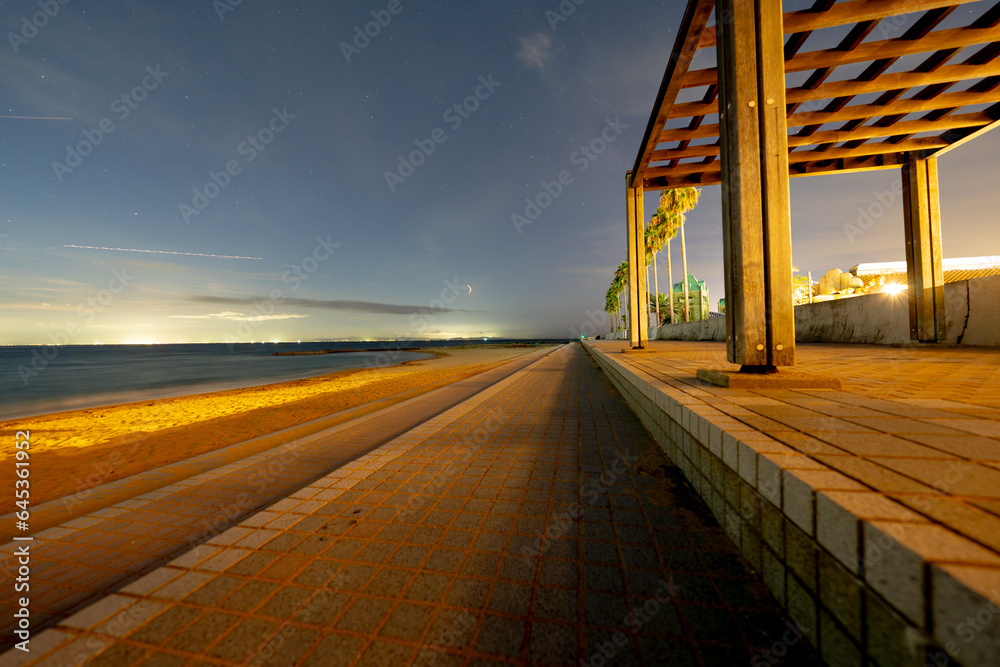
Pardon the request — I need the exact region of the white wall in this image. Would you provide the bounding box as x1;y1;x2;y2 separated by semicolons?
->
652;275;1000;346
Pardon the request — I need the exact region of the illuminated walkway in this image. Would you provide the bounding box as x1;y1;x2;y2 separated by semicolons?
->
0;348;553;653
2;344;818;666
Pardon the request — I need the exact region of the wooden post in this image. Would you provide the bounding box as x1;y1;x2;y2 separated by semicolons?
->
626;173;640;348
902;154;946;342
716;0;795;369
626;172;648;348
637;187;648;339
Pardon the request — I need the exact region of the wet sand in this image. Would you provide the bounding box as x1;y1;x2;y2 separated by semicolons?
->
0;346;540;513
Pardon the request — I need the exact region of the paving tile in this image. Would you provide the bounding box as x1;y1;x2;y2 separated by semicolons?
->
0;348;554;647
816;491;926;572
864;521;1000;625
60;594;134;630
1;344;832;666
931;564;1000;666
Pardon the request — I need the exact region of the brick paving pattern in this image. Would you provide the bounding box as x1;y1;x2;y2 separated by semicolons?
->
0;348;551;651
586;339;1000;667
590;341;1000;555
2;344;819;666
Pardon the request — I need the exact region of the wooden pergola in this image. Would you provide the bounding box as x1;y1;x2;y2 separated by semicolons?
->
626;0;1000;370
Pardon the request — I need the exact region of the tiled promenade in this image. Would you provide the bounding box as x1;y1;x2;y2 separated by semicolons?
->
586;340;1000;667
0;349;551;651
2;344;818;666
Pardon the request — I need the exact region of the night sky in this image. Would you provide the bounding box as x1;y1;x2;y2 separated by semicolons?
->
3;0;999;345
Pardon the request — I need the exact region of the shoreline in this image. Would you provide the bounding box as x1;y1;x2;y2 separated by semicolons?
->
0;349;442;422
0;346;541;514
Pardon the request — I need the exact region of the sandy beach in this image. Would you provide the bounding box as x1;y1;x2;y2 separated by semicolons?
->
0;345;541;514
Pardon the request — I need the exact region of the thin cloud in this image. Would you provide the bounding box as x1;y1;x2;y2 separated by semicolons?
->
189;296;479;315
515;33;552;69
169;311;309;322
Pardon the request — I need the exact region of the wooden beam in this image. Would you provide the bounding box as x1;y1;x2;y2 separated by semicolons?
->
716;0;760;366
788;136;947;162
626;173;639;348
788;152;909;175
659;124;722;143
685;23;1000;88
625;174;647;349
785;89;1000;127
668;84;1000;122
698;0;984;49
783;0;839;61
786;18;883;116
642;154;907;189
792;113;988;144
715;0;795;369
651;114;990;162
649;135;942;178
758;0;795;368
652;143;721;161
636;186;648;344
902;155;946;342
787;61;1000;104
926;103;1000;156
630;0;715;185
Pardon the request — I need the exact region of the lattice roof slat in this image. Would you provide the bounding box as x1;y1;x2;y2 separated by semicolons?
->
633;0;1000;189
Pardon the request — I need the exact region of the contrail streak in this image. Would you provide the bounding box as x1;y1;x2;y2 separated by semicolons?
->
63;245;261;260
0;115;73;120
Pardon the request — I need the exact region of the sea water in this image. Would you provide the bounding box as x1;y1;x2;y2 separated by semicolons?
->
0;341;457;420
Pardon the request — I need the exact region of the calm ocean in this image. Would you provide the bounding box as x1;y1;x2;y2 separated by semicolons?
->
0;340;553;420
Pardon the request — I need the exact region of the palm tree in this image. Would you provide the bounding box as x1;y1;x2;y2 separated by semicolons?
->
645;215;667;327
657;188;701;322
605;262;629;337
608;294;622;333
613;261;628;336
605;281;624;335
648;208;681;325
648;292;670;322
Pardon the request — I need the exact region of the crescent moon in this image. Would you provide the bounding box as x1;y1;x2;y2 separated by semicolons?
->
466;285;472;294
